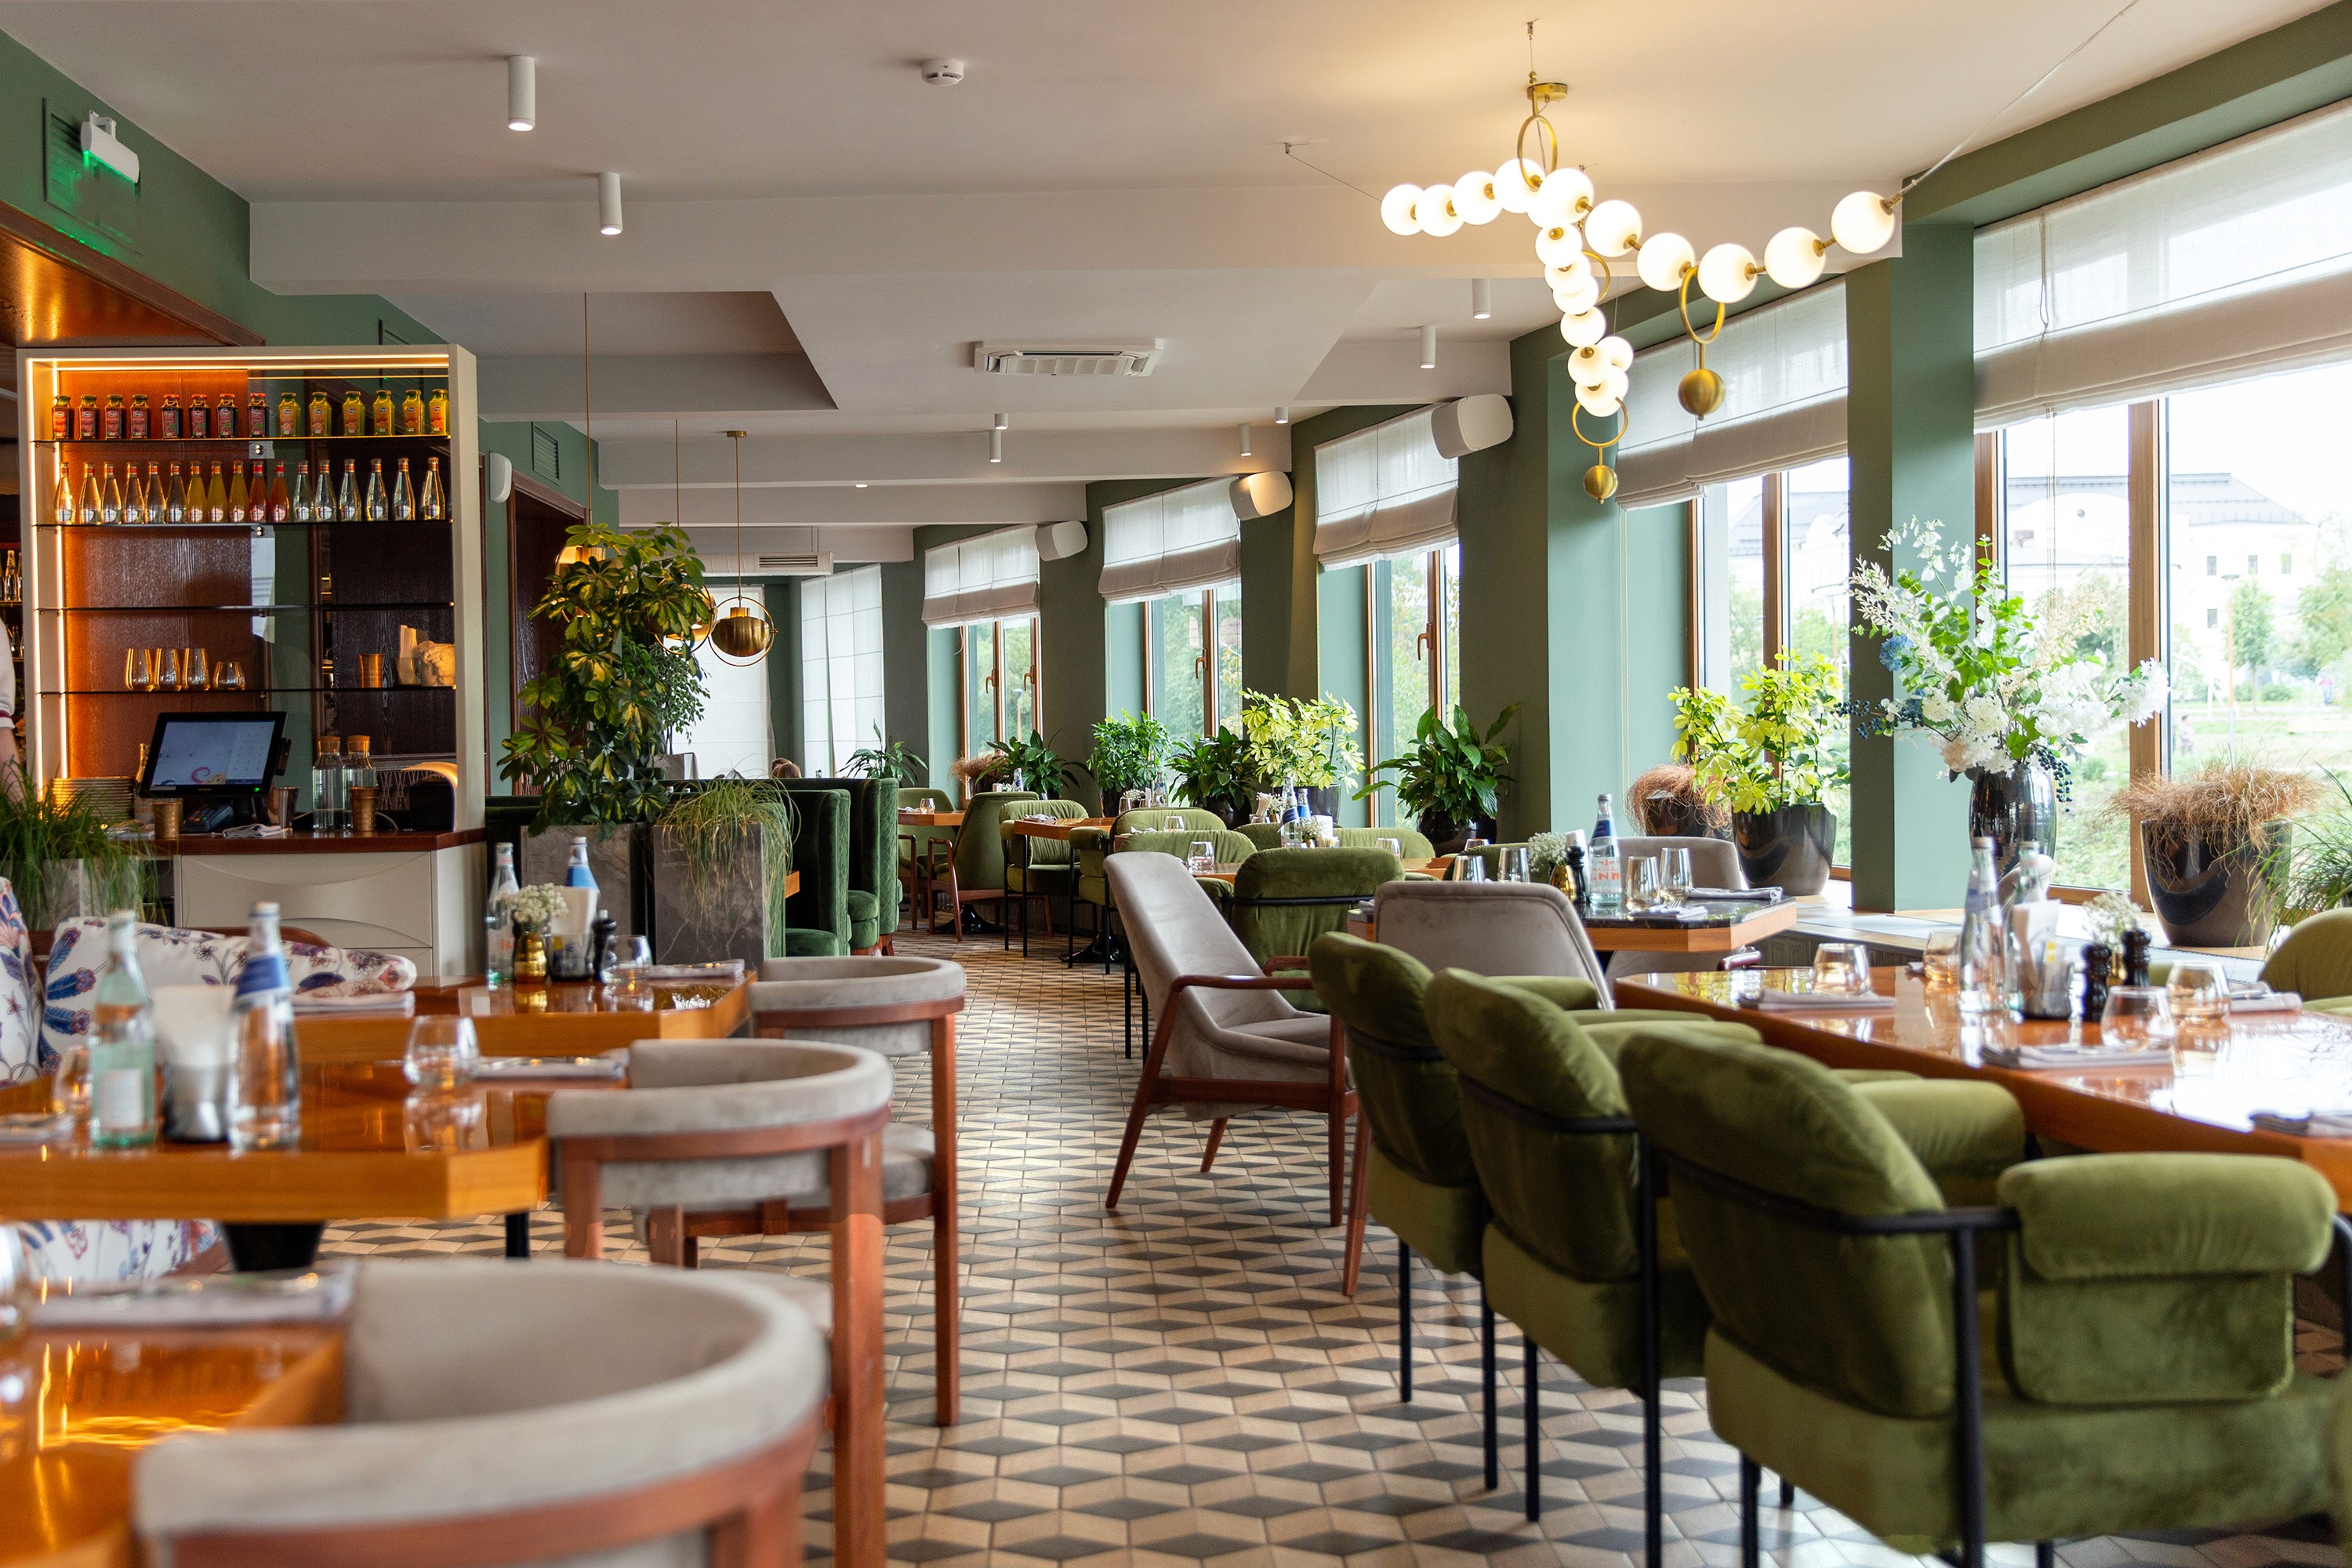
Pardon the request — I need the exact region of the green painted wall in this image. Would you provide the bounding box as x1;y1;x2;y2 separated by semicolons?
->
1240;456;1316;701
477;420;617;775
878;560;928;779
764;577;800;768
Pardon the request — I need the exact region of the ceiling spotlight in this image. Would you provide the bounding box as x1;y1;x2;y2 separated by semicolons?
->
1275;405;1290;425
597;171;622;236
1240;423;1252;458
989;426;1003;463
1471;278;1492;321
921;57;965;85
506;55;535;131
992;410;1008;431
855;481;869;488
1419;325;1438;371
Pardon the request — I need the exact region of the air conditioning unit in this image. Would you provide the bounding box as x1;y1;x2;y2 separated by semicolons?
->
974;339;1163;377
698;552;833;577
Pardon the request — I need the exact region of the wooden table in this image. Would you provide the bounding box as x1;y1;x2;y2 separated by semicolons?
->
1190;857;1450;885
1;1322;343;1567
296;977;751;1065
1621;967;2352;1209
1007;816;1112;842
898;808;964;829
1580;898;1802;953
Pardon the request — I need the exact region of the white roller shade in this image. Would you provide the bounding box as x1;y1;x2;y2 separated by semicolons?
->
1975;98;2352;426
1099;477;1243;601
1617;281;1849;507
801;566;887;775
1312;405;1458;565
921;527;1040;627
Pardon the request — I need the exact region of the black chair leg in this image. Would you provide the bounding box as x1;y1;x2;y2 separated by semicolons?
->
1396;1239;1412;1403
1480;1285;1498;1490
1778;1475;1795;1508
1739;1454;1760;1568
1523;1334;1541;1522
2036;1545;2055;1568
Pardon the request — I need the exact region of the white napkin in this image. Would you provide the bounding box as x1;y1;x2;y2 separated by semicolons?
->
1746;987;1895;1012
1982;1042;2172;1069
644;960;744;983
152;984;234;1067
556;885;598;940
473;1053;628;1081
2230;990;2302;1014
292;991;417;1017
34;1259;356;1327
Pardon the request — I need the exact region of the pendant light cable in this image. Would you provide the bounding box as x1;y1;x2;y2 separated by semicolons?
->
1902;0;2149;197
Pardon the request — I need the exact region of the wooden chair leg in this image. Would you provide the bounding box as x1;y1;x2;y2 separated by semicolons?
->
830;1131;887;1568
1200;1117;1228;1173
648;1206;687;1267
1341;1112;1370;1296
561;1155;604;1260
1326;1018;1349;1227
929;1016;961;1428
1107;1003;1178;1211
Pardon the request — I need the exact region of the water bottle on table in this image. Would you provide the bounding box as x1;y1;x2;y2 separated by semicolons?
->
484;841;521;987
229;901;300;1152
89;910;156;1149
1588;793;1624;913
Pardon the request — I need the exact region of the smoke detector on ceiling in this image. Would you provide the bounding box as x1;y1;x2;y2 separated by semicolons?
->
921;58;964;85
974;339;1163;378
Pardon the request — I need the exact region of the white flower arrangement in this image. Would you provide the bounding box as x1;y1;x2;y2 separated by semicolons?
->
1528;829;1574;875
2080;891;2149;948
1850;517;2166;782
510;883;569;932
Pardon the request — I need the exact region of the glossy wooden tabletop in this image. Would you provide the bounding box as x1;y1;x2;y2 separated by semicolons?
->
1621;967;2352;1206
1578;898;1803;953
897;808;963;828
0;1322;343;1566
1007;817;1112;840
297;977;749;1064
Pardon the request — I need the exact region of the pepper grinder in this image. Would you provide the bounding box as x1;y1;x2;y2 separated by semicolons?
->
2078;942;2113;1023
2120;927;2152;988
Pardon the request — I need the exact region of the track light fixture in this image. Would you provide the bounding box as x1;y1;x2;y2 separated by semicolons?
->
1471;278;1492;320
1275;405;1290;425
597;172;622;236
989;426;1004;463
1240;423;1252;458
1419;325;1438;371
507;56;535;131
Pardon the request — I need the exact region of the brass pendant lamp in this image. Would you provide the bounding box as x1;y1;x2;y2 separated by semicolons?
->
708;430;774;663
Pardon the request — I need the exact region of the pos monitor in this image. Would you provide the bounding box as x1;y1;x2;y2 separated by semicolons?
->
138;712;286;799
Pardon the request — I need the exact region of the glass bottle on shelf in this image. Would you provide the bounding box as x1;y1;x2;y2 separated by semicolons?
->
276;393;299;438
128;394;149;441
427;387;449;434
245;391;267;439
310;739;343;834
225;461;249;524
100;463;122;524
289;461;310;523
268;462;291;524
121;463;145;524
88;910;157;1151
370;389;393;436
390;457;415;521
250;462;268;521
312;463;334;522
74;394;96;441
49;392;68;440
165;462;187;524
400;389;423;434
4;549;20;605
343;737;375;837
308;390;330;437
336;460;359;522
341;390;364;437
216;393;238;441
77;463;100;524
101;393;124;441
187;395;208;440
143;463;163;523
52;456;71;525
205;462;229;524
420;456;446;521
364;459;388;521
160;394;182;440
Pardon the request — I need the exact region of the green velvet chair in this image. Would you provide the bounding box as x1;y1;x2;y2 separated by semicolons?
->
1236;822;1281;851
1231;847;1402;1011
1076;810;1238;972
780;787;851;956
1618;1029;2344;1568
2263;907;2352;1011
1000;797;1087;956
1338;826;1436;858
1115;806;1228;838
779;777;897;953
897;786;957;932
923;790;1038;940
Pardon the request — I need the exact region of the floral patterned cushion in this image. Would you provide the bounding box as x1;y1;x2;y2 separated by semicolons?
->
0;880;36;1088
10;1218;216;1285
39;918;416;1072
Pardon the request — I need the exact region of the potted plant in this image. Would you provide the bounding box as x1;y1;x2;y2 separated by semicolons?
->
1671;658;1847;895
2285;771;2352;923
985;731;1080;800
1171;728;1255;826
1850;517;2165;873
1087;713;1172;810
501;519;712;927
650;777;797;964
1240;691;1364;820
1628;761;1729;838
951;752;1004;799
0;786;144;930
1357;703;1518;854
2107;762;2322;946
845;728;926;786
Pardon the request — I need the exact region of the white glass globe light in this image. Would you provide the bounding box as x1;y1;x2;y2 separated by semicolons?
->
1584;198;1642;257
1493;158;1541;214
1381;184;1424;237
1559;309;1606;347
1764;226;1828;289
1831;191;1897;254
1599;335;1634;371
1454;171;1501;225
1552;278;1599;316
1545;256;1594;292
1697;242;1759;303
1636;231;1696;292
1575;382;1623;419
1534;224;1582;267
1418;183;1463;238
1568;343;1611;387
1600;367;1630;402
1529;167;1592;229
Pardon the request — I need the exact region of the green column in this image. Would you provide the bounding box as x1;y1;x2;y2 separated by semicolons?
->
763;578;799;768
1845;223;1977;911
1240;459;1317;701
879;559;927;771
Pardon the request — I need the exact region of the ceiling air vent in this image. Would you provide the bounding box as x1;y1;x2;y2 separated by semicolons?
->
975;339;1163;377
699;552;833;577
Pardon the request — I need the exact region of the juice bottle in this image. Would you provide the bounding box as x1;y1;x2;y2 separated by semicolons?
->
400;389;423;434
49;392;67;440
225;461;249;524
427;387;449;434
74;394;98;441
245;391;267;438
216;393;238;440
128;394;149;440
308;390;331;437
101;394;123;440
277;392;300;437
341;390;364;437
370;389;394;435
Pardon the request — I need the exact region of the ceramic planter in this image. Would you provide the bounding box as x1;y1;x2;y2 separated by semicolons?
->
649;822;782;966
1967;759;2058;876
2142;820;2288;948
1639;793;1729;840
1416;811;1497;857
1733;803;1837;895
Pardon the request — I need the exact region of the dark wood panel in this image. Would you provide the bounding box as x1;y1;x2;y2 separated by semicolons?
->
509;476;581;733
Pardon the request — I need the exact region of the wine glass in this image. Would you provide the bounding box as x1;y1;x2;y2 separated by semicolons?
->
2165;961;2229;1023
124;648;151;692
402;1015;480;1092
612;935;653;996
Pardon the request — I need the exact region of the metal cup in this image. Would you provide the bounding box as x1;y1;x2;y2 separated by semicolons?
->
349;784;379;835
151;797;182;840
266;786;297;828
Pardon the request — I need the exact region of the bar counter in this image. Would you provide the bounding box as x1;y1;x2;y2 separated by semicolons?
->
164;829;486;978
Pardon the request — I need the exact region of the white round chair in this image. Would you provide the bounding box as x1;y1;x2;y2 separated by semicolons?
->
134;1258;826;1568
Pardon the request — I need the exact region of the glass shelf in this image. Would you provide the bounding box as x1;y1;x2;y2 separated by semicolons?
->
46;685;455;698
34;518;448;531
35;433;452;448
44;602;454;614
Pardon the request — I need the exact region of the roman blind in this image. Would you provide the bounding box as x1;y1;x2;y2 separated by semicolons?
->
1099;478;1243;601
921;527;1040;627
1617;280;1849;508
1975;98;2352;425
1312;405;1457;565
800;566;885;775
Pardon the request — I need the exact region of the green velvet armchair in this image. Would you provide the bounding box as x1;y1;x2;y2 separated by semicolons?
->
1000;797;1087;955
1339;826;1436;858
923;790;1038;939
780;787;851;956
2263;908;2352;1013
1232;847;1400;1011
1076;810;1237;967
1618;1029;2343;1568
779;776;897;953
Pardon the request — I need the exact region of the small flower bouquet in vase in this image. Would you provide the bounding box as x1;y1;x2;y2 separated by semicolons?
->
508;883;569;982
1849;517;2165;873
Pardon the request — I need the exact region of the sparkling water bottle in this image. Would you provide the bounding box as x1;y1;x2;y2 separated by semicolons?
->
89;911;156;1149
564;837;597;891
228;902;300;1152
1588;793;1624;913
484;842;521;987
1958;837;2006;1017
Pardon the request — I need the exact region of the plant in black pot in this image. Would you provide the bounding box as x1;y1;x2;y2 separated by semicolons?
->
984;731;1081;800
1171;729;1256;826
1356;703;1518;854
2107;762;2322;947
1239;691;1363;821
844;728;927;786
1087;712;1172;809
1673;659;1846;895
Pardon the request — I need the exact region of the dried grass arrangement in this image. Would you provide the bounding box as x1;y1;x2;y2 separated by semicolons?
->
1628;763;1729;834
2106;762;2325;853
951;752;1004;791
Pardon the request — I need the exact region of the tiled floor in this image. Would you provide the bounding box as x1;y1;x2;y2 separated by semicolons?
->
323;927;2345;1568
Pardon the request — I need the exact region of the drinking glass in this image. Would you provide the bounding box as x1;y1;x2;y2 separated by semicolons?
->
1164;815;1186;833
1660;847;1693;903
1463;837;1490;854
1457;855;1489;883
182;648;206;691
1498;846;1534;883
0;1225;30;1347
612;935;653;996
51;1044;90;1124
1624;856;1662;912
1186;839;1218;874
124;648;151;691
156;648;180;692
403;1090;488;1153
402;1014;480;1092
1922;931;1962;994
1376;836;1403;859
2165;961;2230;1023
217;661;246;691
2100;985;2176;1047
1810;942;1873;995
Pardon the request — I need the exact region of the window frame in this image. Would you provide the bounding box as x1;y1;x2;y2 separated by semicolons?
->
1364;543;1459;826
1138;581;1243;734
954;613;1039;760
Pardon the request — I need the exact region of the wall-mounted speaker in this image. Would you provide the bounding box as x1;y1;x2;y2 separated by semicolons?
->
1036;520;1089;561
1431;393;1514;459
1229;470;1294;520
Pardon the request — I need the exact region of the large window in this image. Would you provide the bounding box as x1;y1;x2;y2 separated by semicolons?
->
1367;543;1461;824
960;615;1036;753
797;566;885;776
1141;583;1243;738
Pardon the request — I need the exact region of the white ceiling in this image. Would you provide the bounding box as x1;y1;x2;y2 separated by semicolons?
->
0;0;2324;526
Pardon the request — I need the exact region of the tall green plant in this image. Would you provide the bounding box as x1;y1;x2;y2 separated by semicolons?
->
1357;704;1518;826
657;778;797;940
502;521;712;826
1171;729;1254;818
1671;656;1849;812
1087;713;1171;798
845;728;926;786
0;787;144;924
985;731;1080;799
1239;691;1363;791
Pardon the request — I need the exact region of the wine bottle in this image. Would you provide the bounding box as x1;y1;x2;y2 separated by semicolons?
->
364;458;387;521
165;462;187;524
121;463;145;524
370;390;393;436
337;460;359;522
420;456;446;521
160;394;183;440
292;461;313;523
400;389;423;434
102;393;124;441
78;463;100;524
187;395;208;440
390;457;415;521
100;462;122;524
341;390;364;437
74;394;97;441
129;394;150;441
226;461;249;524
206;462;229;524
427;387;449;434
269;462;291;524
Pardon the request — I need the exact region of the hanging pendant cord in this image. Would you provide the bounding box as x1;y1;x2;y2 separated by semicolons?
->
1903;0;2149;196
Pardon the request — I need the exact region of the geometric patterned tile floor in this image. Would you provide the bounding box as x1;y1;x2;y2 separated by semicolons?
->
322;927;2347;1567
